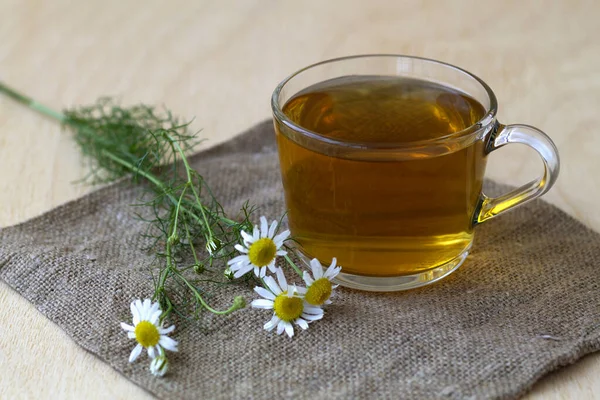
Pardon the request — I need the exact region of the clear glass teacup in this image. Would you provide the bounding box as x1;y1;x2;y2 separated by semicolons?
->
272;55;559;292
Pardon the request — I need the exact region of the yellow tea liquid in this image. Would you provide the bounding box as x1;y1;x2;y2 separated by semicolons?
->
276;77;487;276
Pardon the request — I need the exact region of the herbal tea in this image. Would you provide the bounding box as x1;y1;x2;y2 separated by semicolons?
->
276;77;488;276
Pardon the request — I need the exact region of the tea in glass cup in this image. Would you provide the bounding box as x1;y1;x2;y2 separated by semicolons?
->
272;55;559;291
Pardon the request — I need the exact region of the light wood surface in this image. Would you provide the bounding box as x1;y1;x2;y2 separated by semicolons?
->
1;0;599;398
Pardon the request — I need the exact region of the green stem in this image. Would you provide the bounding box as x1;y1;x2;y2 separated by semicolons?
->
101;150;208;228
0;81;237;228
164;132;236;227
284;254;303;277
173;269;241;315
106;145;234;228
1;80;248;317
102;150;169;193
183;220;201;266
169;184;188;239
164;132;215;238
0;81;66;122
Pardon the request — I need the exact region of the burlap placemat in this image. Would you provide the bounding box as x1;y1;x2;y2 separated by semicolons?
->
1;121;599;400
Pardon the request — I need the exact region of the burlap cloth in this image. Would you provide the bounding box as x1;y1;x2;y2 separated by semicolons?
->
1;121;599;400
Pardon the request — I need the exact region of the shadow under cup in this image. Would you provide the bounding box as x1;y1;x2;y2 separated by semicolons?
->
271;55;559;292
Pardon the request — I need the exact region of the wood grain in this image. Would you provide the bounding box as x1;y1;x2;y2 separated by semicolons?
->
1;0;599;398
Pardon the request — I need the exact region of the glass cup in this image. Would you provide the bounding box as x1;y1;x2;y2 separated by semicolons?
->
271;55;559;292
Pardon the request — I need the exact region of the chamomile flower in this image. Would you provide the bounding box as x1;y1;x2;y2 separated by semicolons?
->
120;299;178;363
252;267;323;338
227;216;290;278
303;258;342;306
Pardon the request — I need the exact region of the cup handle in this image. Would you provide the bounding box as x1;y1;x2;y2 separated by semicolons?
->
474;123;560;224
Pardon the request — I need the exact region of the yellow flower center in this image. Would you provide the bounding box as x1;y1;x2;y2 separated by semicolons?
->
135;321;160;347
248;238;277;267
273;293;303;322
305;278;332;306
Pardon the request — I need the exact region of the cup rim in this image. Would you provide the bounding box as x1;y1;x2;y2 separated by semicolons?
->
271;54;498;150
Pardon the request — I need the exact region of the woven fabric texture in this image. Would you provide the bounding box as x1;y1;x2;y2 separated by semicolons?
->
1;121;599;400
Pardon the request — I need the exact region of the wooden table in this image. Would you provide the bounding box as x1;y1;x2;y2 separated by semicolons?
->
1;0;599;398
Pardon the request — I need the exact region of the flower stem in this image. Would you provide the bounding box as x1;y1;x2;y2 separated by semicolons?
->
0;80;235;228
284;254;303;277
183;220;201;267
173;269;243;315
163;132;220;239
0;80;247;316
0;81;66;122
100;150;211;228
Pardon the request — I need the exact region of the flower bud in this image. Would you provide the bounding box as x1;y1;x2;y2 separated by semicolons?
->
232;296;246;310
224;267;235;281
205;238;221;255
150;353;169;377
167;234;180;246
194;263;205;274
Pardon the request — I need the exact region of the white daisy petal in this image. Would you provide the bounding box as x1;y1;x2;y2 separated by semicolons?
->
301;312;324;321
251;299;275;309
276;321;286;335
310;258;324;279
296;318;309;330
241;230;255;244
295;286;307;295
260;216;268;237
233;264;254;278
252;225;260;240
276;268;288;291
264;315;279;331
227;255;248;265
134;299;143;312
159;336;178;352
129;344;143;363
150;309;162;325
229;259;250;271
234;244;248;253
149;301;160;316
142;299;151;315
254;286;276;300
284;321;294;338
303;271;314;285
260;266;267;278
302;312;324;320
127;331;136;339
303;304;324;314
287;285;296;298
121;322;135;332
267;260;277;273
324;257;339;278
131;302;141;325
140;308;152;322
276;250;287;256
264;276;282;295
159;325;175;335
273;230;290;245
268;220;278;238
148;346;156;359
254;266;260;277
325;268;341;280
